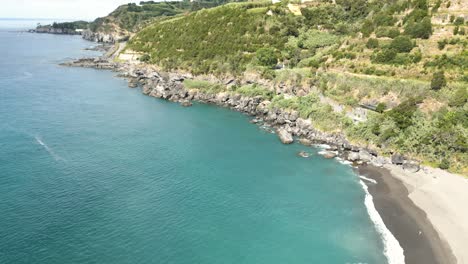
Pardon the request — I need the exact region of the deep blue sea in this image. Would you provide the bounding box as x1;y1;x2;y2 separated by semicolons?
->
0;20;390;264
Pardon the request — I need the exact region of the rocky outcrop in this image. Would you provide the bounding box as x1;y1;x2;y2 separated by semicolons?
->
60;58;117;70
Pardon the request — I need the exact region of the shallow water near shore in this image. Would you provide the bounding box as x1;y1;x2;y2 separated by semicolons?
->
0;23;390;263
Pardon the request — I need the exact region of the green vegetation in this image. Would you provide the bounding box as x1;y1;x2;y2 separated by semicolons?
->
182;79;225;94
235;84;274;100
270;94;346;131
256;48;279;68
430;71;446;90
128;2;301;75
390;36;414;53
36;21;89;31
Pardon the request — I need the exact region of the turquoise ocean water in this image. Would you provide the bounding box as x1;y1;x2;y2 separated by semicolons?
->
0;20;390;264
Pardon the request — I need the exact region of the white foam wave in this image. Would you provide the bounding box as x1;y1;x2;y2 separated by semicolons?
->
335;157;353;166
35;136;64;161
313;144;331;149
359;180;405;264
360;175;378;184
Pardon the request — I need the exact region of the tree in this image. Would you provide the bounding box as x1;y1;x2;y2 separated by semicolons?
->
431;71;446;90
390;36;414;52
405;17;432;39
256;48;278;68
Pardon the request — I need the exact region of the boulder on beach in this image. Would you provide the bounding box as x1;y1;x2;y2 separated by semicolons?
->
372;156;387;167
347;151;360;161
277;128;293;144
391;154;405;165
403;160;420;173
359;150;372;162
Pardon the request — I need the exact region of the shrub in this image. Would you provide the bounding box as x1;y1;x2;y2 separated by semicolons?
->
390;36;414;52
372;48;397;63
437;39;447;50
298;29;340;50
432;0;441;12
375;27;400;38
376;102;387;113
139;54;150;62
453;26;459;35
439;158;450;170
374;12;396;26
430;71;446;90
405;17;432;39
459;27;465;35
386;98;419;130
454;17;465;26
236;84;273;100
366;38;379;49
256;48;278;68
361;19;374;37
448;86;468;107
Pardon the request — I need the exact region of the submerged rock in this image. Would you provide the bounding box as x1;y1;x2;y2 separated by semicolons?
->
277;128;293;144
180;100;192;107
298;151;310;158
299;138;312;146
321;151;337;159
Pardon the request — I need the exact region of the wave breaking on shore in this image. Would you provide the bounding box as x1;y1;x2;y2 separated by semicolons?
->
359;179;405;264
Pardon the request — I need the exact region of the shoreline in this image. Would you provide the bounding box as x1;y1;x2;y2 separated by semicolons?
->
358;165;457;264
62;43;467;264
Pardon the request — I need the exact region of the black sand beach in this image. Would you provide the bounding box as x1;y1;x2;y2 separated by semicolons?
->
357;165;456;264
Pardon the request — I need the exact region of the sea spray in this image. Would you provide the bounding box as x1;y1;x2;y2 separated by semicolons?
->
359;179;405;264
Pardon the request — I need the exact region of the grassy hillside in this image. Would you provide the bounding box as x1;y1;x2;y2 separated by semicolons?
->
126;0;467;174
89;0;243;34
128;1;302;74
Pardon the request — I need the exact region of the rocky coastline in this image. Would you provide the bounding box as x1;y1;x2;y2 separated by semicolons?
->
62;56;423;173
62;50;467;264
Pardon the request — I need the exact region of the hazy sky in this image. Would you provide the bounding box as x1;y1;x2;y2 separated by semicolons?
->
0;0;141;20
